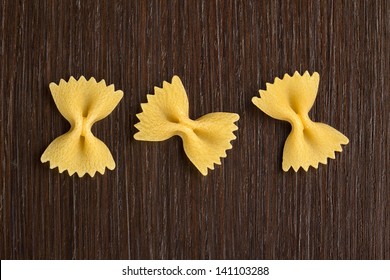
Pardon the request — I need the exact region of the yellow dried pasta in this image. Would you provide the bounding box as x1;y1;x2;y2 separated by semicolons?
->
252;71;349;172
41;76;123;177
134;76;239;175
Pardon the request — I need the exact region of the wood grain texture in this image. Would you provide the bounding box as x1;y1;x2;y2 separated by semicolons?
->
0;0;389;259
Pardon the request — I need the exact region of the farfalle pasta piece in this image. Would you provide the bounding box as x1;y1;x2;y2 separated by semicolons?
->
134;76;239;175
41;76;123;177
252;71;349;172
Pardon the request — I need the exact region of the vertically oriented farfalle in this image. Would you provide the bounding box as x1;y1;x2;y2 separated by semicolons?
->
41;76;123;177
252;71;349;171
134;76;239;175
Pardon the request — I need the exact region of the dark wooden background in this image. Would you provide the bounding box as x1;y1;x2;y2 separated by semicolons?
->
1;0;389;260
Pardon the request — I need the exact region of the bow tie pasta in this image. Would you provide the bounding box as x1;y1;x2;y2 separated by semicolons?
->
134;76;239;176
252;71;349;172
41;76;123;177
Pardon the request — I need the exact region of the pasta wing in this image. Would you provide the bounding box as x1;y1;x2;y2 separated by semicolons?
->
41;76;123;177
252;71;349;172
252;72;319;122
182;113;239;175
41;130;115;177
134;76;189;141
134;76;239;175
49;77;123;124
283;122;349;171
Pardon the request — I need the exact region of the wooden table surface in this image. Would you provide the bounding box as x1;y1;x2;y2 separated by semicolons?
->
1;0;389;260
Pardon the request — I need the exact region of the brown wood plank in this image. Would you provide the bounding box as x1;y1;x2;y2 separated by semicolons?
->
0;0;389;259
